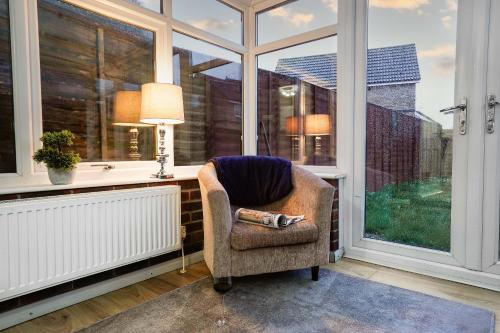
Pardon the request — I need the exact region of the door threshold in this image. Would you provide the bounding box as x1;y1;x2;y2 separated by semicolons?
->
345;246;500;292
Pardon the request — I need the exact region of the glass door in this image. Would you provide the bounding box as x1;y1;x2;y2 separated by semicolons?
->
351;0;489;268
482;0;500;275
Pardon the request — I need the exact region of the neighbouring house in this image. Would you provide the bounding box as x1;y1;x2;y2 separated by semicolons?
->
275;43;421;111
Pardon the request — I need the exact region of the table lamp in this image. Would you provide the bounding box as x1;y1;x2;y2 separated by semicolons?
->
140;83;184;179
113;91;153;161
305;114;331;156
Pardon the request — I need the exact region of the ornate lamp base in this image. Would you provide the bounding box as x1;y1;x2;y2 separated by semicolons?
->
129;127;141;161
152;172;174;179
152;124;174;179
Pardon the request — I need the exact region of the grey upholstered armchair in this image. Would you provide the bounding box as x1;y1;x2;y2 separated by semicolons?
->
198;163;335;290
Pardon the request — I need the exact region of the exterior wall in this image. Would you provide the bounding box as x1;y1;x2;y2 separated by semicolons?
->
0;178;339;313
367;83;416;111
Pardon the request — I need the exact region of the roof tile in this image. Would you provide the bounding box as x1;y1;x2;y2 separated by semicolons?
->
275;44;421;89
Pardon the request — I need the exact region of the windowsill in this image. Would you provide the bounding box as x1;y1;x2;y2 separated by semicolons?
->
0;177;181;196
0;165;347;195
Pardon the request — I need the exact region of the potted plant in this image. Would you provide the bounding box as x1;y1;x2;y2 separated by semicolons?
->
33;130;81;185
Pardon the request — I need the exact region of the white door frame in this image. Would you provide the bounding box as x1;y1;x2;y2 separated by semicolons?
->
343;0;500;291
482;0;500;275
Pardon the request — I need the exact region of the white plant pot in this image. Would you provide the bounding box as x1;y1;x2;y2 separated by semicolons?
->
47;167;76;185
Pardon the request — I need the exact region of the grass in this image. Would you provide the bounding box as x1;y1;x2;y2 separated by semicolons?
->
365;177;451;252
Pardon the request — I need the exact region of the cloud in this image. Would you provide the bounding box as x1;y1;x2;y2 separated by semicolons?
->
266;7;314;27
267;7;288;17
190;18;235;31
418;44;456;75
446;0;457;11
290;13;314;26
321;0;338;12
441;15;453;29
418;44;455;58
369;0;429;10
434;57;455;75
440;0;457;13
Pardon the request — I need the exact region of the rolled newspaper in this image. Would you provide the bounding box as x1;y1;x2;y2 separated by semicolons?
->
235;208;304;229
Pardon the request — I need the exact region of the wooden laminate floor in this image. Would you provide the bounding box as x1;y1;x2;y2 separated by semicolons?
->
4;258;500;333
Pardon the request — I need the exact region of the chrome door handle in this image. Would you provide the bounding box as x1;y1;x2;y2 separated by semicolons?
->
440;97;467;135
486;94;499;134
439;102;466;114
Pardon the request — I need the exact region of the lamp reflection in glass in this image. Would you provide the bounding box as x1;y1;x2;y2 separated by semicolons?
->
305;114;331;156
113;91;153;161
286;116;300;160
279;84;298;97
140;83;185;179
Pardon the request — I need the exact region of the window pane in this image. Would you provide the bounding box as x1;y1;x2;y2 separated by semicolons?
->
257;37;337;166
364;0;457;252
0;0;15;173
173;32;242;166
257;0;338;45
125;0;162;13
38;0;156;162
172;0;242;44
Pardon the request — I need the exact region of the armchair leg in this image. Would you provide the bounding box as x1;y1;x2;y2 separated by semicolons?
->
311;266;320;281
213;277;232;292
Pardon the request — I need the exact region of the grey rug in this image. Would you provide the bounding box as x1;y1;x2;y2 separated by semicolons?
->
80;269;495;333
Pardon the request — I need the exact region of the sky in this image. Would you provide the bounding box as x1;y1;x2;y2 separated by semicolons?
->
136;0;457;129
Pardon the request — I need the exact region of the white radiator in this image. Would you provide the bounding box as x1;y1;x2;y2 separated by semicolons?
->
0;185;181;301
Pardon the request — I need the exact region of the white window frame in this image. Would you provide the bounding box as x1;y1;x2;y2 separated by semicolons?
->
2;0;346;189
250;0;341;175
1;0;249;188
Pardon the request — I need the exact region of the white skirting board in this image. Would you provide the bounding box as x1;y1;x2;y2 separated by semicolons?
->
329;247;345;263
0;251;204;331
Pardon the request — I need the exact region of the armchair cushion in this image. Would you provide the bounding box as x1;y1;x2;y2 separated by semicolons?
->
230;220;319;251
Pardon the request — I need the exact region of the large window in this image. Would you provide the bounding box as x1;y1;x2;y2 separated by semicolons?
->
172;32;242;166
257;0;338;45
257;37;337;166
364;0;457;251
172;0;243;45
0;0;15;173
38;0;156;162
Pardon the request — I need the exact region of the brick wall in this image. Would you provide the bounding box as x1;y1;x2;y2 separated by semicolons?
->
367;83;416;111
0;177;339;314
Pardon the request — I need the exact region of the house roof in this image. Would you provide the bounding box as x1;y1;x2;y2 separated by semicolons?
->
275;44;421;89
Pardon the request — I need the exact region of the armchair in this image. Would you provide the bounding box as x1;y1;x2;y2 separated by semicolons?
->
198;162;335;291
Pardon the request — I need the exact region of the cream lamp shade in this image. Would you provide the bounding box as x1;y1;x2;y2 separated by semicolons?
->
304;114;331;136
113;91;151;127
285;116;300;136
140;83;184;125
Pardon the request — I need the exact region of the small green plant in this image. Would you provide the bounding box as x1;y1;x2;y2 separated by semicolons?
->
33;130;81;170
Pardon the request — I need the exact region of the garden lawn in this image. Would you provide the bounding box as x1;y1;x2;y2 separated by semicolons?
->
365;178;451;252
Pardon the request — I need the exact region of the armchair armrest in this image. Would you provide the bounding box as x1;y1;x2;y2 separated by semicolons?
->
198;163;232;278
282;166;335;264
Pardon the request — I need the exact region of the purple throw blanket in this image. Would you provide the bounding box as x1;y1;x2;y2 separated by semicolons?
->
210;156;293;206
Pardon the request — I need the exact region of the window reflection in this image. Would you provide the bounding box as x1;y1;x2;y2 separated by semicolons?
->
0;0;16;173
38;0;156;162
172;32;243;166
